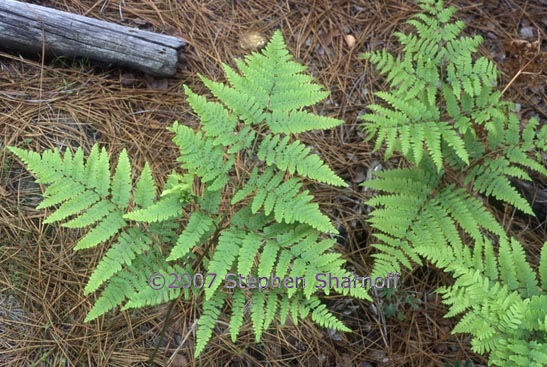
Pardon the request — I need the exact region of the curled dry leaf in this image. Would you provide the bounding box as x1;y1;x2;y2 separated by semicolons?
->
344;34;356;48
239;31;267;50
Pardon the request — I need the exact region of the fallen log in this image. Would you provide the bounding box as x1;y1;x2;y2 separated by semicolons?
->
0;0;187;77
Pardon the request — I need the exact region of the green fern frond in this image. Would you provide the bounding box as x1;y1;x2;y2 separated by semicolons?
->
133;163;156;208
84;227;152;295
251;292;265;341
10;29;373;358
10;146;105;223
42;190;101;224
228;288;246;342
237;232;263;276
205;229;245;300
167;211;216;262
541;243;547;292
257;240;279;279
85;249;184;321
169;122;233;190
195;292;226;357
73;211;126;250
257;134;346;186
123;192;183;223
266;109;343;134
61;200;116;228
263;292;279;330
238;166;336;233
84;275;130;323
305;296;351;332
416;234;547;366
110;149;131;207
361;1;547;364
121;259;187;311
467;159;534;215
364;164;506;284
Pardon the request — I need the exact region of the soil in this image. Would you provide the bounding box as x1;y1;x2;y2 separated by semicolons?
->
0;0;545;366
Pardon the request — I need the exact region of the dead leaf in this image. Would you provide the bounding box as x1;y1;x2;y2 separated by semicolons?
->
239;31;267;50
344;34;356;48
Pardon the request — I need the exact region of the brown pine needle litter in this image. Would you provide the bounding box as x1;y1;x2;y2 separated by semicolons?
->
1;0;545;366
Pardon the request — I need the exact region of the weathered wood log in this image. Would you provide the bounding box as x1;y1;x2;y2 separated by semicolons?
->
0;0;187;77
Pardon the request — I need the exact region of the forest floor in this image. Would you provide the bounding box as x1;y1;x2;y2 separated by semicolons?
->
0;0;545;366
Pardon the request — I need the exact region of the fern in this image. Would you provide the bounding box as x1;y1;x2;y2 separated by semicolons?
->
360;0;547;366
417;237;547;366
9;30;371;358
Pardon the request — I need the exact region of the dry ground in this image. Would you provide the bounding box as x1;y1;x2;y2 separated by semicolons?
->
1;0;545;366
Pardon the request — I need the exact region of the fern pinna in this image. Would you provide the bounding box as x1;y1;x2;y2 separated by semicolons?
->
360;0;547;366
9;30;370;357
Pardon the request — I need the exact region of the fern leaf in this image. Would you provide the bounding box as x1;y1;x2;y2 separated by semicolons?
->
37;180;87;209
306;297;351;332
257;134;346;186
82;145;110;197
278;296;290;325
62;200;116;229
290;296;301;326
275;249;293;278
266;109;343;134
259;296;277;330
205;229;244;300
258;240;279;278
287;259;306;298
134;163;156;208
170;122;232;189
43;190;100;224
73;212;126;250
8;146;62;184
541;243;547;292
124;192;183;223
84;228;152;295
167;211;215;261
201;77;266;126
439;123;469;164
251;292;265;341
84;276;128;322
509;238;539;297
231;167;260;205
229;288;246;342
470;162;534;215
482;238;499;282
110;149;132;208
251;169;336;233
122;260;187;310
195;292;226;357
237;232;263;276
